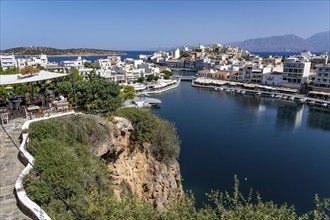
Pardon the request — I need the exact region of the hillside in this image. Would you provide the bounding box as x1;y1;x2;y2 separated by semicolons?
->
228;31;330;52
1;46;126;56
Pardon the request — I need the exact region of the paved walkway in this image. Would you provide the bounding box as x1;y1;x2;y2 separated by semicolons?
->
0;117;30;220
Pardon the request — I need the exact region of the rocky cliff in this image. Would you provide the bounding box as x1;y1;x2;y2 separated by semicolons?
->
92;116;183;209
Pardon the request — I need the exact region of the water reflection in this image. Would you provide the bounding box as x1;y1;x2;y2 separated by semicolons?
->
231;94;306;130
307;107;330;131
276;102;304;130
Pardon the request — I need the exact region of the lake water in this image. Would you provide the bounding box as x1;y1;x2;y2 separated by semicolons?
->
150;80;330;214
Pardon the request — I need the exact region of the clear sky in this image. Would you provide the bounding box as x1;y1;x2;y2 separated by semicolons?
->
1;0;329;50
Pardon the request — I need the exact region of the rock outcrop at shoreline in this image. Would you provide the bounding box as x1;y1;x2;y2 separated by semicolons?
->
92;116;183;209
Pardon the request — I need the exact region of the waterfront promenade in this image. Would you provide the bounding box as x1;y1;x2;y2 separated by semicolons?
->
192;79;330;107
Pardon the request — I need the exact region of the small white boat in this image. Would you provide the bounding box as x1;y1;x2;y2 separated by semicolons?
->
271;93;275;98
289;96;295;101
241;90;246;94
322;103;328;107
309;100;315;105
299;98;307;103
275;94;282;98
282;96;287;100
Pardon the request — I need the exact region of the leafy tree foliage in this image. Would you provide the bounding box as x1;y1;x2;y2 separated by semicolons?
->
56;75;122;112
137;76;145;83
120;85;136;100
161;70;173;80
84;61;94;68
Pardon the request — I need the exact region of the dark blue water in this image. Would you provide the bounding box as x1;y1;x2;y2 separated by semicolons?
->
150;81;330;214
45;51;154;63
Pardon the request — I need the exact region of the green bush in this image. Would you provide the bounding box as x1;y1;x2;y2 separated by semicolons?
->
117;108;180;164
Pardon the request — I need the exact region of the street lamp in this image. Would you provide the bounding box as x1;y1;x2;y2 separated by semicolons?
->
71;69;77;107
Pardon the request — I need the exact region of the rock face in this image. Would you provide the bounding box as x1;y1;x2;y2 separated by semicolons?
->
96;116;183;209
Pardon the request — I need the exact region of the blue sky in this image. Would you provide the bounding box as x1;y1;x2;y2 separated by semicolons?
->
1;0;329;50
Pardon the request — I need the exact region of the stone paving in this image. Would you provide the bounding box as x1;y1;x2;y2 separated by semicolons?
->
0;117;30;220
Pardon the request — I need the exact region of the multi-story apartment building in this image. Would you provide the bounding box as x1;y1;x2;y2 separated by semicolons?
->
0;55;17;70
313;64;330;89
282;57;311;88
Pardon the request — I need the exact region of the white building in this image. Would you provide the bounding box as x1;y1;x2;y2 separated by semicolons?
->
33;54;48;68
173;48;180;59
313;64;330;89
0;55;17;70
262;71;283;86
60;56;84;69
282;58;311;88
16;58;27;69
195;57;211;70
95;59;112;70
301;50;313;61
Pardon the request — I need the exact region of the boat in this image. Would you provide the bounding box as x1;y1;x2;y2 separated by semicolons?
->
270;93;275;98
282;96;287;100
275;94;282;98
289;96;295;101
322;103;328;107
309;100;315;105
299;98;307;103
240;90;246;94
256;92;262;96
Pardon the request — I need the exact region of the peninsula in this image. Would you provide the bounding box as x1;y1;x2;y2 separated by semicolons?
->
0;46;126;56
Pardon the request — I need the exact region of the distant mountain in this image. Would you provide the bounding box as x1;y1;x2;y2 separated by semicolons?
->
305;31;330;52
0;46;126;56
227;31;329;52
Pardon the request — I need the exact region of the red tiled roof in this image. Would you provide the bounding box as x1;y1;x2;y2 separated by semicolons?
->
198;69;211;73
214;71;229;76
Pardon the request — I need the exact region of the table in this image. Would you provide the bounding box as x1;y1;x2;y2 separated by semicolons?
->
27;106;40;111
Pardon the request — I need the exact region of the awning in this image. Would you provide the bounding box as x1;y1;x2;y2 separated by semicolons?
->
0;71;68;85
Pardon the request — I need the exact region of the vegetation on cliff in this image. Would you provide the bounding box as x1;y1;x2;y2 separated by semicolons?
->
23;114;329;219
117;108;180;164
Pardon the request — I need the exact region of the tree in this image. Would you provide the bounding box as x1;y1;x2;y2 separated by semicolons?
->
20;65;39;75
161;70;173;76
84;62;94;68
120;85;136;100
146;75;154;82
137;76;145;83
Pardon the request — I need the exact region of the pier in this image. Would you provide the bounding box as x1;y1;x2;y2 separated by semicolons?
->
173;75;196;81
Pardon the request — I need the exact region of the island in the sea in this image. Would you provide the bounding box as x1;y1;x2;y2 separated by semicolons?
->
0;46;126;56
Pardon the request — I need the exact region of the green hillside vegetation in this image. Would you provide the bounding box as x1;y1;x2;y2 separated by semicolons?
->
1;46;125;56
23;113;329;219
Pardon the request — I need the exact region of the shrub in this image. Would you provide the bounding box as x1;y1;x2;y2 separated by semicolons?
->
117;108;180;164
